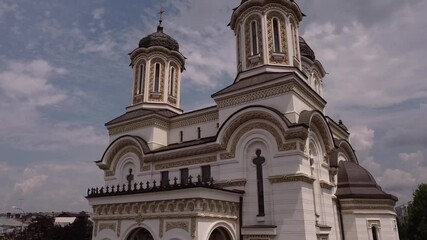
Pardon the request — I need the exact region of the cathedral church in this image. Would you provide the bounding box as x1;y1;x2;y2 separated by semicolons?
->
86;1;400;239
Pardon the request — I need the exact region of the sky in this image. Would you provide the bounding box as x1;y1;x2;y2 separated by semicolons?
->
0;0;426;213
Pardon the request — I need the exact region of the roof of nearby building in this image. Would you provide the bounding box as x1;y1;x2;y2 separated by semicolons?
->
139;26;179;52
336;161;398;201
105;108;178;126
212;72;293;97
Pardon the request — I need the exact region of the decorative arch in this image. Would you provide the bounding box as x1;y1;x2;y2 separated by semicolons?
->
266;10;288;64
299;110;335;154
149;57;166;95
206;222;236;240
123;225;156;240
244;13;264;68
217;106;292;159
97;135;149;176
336;139;358;164
134;60;146;96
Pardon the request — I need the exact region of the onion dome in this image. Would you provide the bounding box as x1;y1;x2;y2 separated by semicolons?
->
336;161;397;200
299;37;316;61
138;26;180;52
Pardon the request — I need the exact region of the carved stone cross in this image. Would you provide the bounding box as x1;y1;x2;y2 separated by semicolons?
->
253;149;266;217
126;169;134;188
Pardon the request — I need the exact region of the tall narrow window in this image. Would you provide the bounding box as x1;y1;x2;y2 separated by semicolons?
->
179;131;183;142
180;168;189;185
201;165;211;182
251;21;258;55
273;18;280;52
197;127;201;139
161;171;169;187
138;64;145;94
372;226;379;240
154;63;161;92
169;67;175;96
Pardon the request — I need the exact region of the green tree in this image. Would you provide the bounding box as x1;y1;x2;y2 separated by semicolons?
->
406;183;427;240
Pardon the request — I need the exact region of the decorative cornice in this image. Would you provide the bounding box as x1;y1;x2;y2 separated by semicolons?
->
165;221;189;233
92;198;239;220
154;156;217;170
268;173;315;184
145;144;222;162
319;180;334;190
339;199;397;211
108;117;170;136
215;178;247;188
171;110;218;128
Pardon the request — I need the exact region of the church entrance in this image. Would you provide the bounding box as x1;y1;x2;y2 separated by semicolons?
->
208;227;233;240
126;228;154;240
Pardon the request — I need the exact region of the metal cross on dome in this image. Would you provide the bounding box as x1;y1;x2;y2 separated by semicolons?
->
158;7;165;26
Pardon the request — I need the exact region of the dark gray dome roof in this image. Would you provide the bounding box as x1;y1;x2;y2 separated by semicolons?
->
139;26;179;52
336;161;397;201
299;37;316;61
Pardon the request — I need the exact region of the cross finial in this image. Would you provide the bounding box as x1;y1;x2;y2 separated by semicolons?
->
158;7;165;27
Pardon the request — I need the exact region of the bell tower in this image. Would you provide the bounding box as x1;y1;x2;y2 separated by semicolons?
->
230;0;304;81
128;9;186;114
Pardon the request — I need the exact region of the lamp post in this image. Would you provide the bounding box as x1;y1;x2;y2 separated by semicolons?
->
12;206;25;232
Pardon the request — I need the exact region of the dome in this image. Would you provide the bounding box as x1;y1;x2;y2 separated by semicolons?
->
299;37;316;61
336;161;397;200
138;26;180;52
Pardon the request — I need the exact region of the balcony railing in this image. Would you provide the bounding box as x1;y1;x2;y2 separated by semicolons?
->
86;175;215;198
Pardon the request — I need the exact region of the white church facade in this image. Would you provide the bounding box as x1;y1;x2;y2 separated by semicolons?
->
86;0;400;239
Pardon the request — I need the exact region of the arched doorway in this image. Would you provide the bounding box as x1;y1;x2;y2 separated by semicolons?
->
208;227;233;240
127;228;154;240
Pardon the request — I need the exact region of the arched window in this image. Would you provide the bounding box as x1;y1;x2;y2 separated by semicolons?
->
372;226;379;240
272;18;280;52
137;64;145;95
154;63;161;92
169;67;175;96
251;21;258;55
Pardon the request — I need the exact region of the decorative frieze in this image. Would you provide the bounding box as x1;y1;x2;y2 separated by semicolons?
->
98;222;116;232
92;198;239;218
268;173;315;184
154;156;217;170
215;178;247;188
171;110;218;128
108;117;170;136
165;221;189;233
319;180;334;190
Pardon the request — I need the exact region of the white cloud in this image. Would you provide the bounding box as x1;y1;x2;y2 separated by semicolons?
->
377;168;416;202
361;156;381;174
399;150;425;166
349;126;375;152
14;168;48;195
81;36;117;56
0;59;107;151
93;8;105;20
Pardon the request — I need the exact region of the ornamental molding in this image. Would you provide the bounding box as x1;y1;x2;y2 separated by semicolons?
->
101;140;144;177
268;173;315;184
130;47;185;67
243;235;273;240
220;121;286;160
245;14;264;69
154;156;217;170
165;221;189;233
92;198;239;220
216;79;324;112
339;199;396;207
171;110;219;128
215;178;247;188
266;11;288;65
319;180;334;190
108;117;170;136
231;1;303;30
145;144;222;162
98;222;116;232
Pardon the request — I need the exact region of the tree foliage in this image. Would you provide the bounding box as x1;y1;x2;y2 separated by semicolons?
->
404;183;427;240
4;215;92;240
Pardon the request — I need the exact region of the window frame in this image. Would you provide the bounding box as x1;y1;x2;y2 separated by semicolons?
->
250;20;259;56
272;18;281;53
169;67;175;96
154;63;161;92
